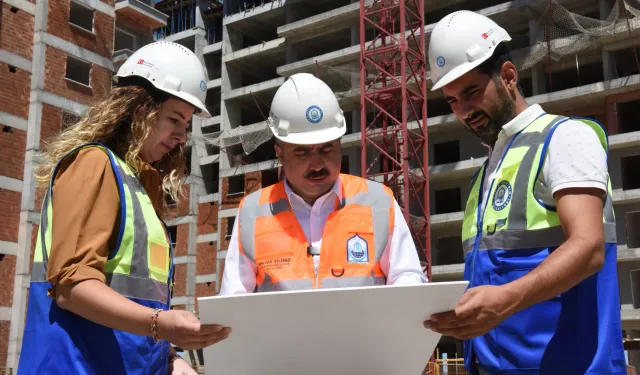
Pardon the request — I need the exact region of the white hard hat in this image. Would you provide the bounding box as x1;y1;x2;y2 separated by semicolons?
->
428;11;511;91
268;73;346;145
113;41;211;118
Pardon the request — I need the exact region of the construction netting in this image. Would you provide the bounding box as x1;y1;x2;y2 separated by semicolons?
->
519;0;640;71
203;120;272;155
203;0;640;158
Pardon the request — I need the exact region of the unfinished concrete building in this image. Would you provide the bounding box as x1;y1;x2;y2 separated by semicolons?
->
2;0;640;372
178;0;640;368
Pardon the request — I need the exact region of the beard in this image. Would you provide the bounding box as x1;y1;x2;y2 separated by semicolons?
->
464;83;517;148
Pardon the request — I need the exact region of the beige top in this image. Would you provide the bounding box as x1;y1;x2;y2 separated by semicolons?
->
45;147;165;297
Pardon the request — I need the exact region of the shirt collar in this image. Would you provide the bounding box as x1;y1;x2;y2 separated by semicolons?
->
499;104;545;138
284;176;343;206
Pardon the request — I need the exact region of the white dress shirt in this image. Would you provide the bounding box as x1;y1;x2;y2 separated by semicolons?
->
481;104;609;212
219;177;428;295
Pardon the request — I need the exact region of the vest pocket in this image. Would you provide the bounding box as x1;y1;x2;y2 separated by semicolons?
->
489;268;562;371
345;214;375;265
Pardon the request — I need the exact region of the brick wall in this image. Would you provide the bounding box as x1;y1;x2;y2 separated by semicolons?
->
0;189;20;243
173;264;186;297
0;63;31;120
0;321;10;368
40;104;63;150
196;242;216;275
1;4;34;60
30;224;39;268
220;217;234;251
0;129;26;181
220;171;261;209
47;0;114;59
0;255;16;307
44;47;112;106
174;224;189;257
217;259;225;289
117;14;152;36
195;283;216;314
197;202;218;234
174;185;190;217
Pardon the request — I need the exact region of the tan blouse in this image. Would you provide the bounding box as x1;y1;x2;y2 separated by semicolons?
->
45;147;166;297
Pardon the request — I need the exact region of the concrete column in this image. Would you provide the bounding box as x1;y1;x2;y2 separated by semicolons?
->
351;109;361;138
8;0;48;369
351;0;360;47
178;31;213;314
195;3;206;30
528;19;547;95
220;23;242;170
344;146;359;176
285;5;297;64
600;0;617;81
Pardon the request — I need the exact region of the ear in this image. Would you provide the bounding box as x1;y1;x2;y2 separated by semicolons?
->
500;61;519;93
274;143;283;162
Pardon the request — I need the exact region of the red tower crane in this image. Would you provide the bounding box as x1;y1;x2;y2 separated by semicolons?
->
359;0;431;280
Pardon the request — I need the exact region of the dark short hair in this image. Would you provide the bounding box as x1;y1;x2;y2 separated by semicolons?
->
474;42;524;96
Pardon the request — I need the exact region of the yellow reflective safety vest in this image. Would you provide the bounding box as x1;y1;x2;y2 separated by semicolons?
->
460;114;625;375
19;143;175;375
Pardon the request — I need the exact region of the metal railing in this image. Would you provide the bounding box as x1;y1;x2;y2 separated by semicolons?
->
425;359;469;375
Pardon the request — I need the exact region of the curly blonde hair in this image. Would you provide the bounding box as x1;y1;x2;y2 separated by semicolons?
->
34;85;187;218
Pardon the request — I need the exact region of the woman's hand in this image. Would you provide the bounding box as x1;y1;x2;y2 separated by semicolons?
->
169;357;198;375
54;280;231;349
157;309;231;350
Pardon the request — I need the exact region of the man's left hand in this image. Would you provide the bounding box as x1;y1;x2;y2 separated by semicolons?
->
170;357;198;375
423;285;519;340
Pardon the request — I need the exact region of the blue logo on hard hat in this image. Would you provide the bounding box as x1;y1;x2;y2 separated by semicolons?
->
306;105;323;124
437;56;446;67
200;80;206;91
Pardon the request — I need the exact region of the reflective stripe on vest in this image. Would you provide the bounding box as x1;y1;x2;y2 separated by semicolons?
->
31;143;173;305
238;175;393;292
461;114;616;256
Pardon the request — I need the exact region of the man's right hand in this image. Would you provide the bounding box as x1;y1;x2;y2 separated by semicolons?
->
156;309;231;350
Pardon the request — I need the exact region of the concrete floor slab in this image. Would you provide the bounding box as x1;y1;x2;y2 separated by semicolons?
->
223;77;284;100
277;1;368;43
203;41;223;56
223;37;286;64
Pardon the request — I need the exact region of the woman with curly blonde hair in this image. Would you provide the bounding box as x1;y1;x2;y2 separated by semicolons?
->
18;41;230;375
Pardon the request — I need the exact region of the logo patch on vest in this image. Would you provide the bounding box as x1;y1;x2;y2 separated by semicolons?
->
347;234;369;264
492;180;512;211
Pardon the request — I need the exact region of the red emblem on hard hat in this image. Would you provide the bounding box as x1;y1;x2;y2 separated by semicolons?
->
481;33;489;39
137;59;144;65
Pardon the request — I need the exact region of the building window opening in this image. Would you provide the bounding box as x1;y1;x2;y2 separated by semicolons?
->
65;56;91;86
69;1;93;32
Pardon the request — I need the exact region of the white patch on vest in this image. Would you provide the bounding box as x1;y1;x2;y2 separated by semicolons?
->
346;234;369;264
492;180;512;211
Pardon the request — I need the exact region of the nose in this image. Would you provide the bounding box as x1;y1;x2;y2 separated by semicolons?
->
174;127;188;144
459;100;475;120
308;151;324;169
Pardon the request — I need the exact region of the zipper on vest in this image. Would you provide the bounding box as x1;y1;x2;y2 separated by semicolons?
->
314;265;318;289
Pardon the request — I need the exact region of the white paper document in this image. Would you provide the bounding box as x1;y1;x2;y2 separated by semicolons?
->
197;281;469;375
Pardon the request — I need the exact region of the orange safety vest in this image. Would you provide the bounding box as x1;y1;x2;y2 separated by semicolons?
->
237;174;395;292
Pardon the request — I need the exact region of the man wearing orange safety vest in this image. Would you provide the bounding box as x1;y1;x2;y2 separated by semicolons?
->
219;73;428;294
